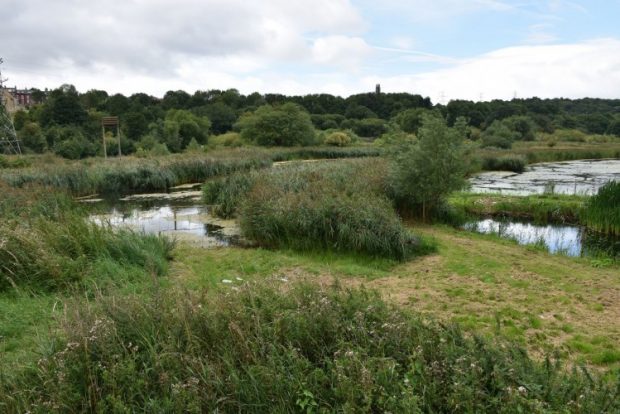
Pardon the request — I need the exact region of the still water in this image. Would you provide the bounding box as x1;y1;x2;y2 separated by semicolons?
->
470;159;620;195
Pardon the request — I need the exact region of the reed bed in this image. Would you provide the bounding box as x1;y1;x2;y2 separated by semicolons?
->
2;280;616;412
0;184;174;292
480;155;527;173
583;181;620;235
237;160;425;260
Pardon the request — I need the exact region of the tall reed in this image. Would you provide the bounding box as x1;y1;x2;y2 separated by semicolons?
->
583;181;620;235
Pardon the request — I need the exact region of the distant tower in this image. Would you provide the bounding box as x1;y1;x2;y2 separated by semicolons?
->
375;84;381;95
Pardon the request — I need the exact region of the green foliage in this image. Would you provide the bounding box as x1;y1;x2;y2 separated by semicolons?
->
323;131;352;146
239;161;424;260
583;181;620;235
203;170;261;218
48;126;97;159
481;155;527;173
343;117;387;138
163;109;211;152
209;132;246;148
389;116;468;219
481;120;519;149
503;115;537;141
393;108;441;134
17;122;47;153
0;184;173;292
3;281;617;412
237;103;316;146
1;152;273;196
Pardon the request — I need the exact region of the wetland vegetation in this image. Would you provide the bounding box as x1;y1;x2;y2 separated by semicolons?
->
2;89;620;412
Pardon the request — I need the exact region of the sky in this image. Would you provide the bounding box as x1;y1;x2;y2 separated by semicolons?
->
1;0;620;101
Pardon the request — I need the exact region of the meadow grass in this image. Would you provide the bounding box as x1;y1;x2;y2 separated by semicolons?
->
1;279;617;413
582;181;620;235
479;140;620;164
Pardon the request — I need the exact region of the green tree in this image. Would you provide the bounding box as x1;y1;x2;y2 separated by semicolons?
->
18;122;47;153
389;116;467;220
480;120;519;149
201;102;237;134
162;109;210;152
503;115;537;141
393;108;441;134
236;103;315;146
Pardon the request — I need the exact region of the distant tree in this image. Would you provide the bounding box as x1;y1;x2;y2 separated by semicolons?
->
503;115;537;141
162;90;191;110
236;103;315;147
201;103;237;134
348;118;387;138
480;120;519;149
163;109;211;152
344;104;377;120
39;85;88;127
389;116;467;220
607;118;620;136
393;108;441;134
105;93;130;116
80;89;109;110
18;122;47;153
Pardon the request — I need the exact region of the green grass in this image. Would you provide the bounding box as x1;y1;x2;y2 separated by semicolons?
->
2;280;617;413
480;154;527;173
448;192;587;224
583;181;620;235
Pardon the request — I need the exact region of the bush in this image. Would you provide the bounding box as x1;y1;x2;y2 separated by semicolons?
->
323;131;352;146
3;281;617;412
236;103;316;146
209;132;245;148
389;117;468;220
481;155;527;173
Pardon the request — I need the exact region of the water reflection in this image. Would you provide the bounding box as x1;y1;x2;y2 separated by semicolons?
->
465;219;619;258
89;190;240;247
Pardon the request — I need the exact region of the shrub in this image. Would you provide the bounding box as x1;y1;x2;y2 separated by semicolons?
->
389;117;468;220
323;131;352;146
236;103;316;146
209;132;245;148
3;281;617;412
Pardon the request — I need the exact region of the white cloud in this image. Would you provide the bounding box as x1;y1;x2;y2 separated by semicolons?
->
311;36;374;69
377;38;620;101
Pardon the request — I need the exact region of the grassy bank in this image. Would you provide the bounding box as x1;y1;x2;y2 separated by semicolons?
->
2;279;617;412
480;140;620;165
0;184;173;293
448;192;587;224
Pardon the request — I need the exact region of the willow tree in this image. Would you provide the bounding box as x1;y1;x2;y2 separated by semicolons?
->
389;116;467;220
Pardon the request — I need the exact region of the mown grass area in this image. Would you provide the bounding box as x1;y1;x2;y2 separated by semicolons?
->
448;192;587;224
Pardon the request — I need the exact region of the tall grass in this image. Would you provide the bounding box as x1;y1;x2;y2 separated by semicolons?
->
448;192;587;224
203;170;262;218
583;181;620;235
238;160;425;261
2;280;617;412
481;155;527;173
0;151;273;196
0;184;174;292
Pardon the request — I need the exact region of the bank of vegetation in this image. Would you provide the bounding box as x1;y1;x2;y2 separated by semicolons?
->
2;280;618;412
0;183;173;292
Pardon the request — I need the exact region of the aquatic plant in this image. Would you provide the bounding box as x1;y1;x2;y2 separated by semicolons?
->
481;155;527;173
583;181;620;235
0;184;174;292
2;280;617;412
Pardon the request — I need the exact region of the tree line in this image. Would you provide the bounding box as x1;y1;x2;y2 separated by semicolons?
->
6;84;620;158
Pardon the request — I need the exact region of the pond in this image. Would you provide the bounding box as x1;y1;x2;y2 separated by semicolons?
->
464;218;619;259
469;159;620;195
88;184;242;248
